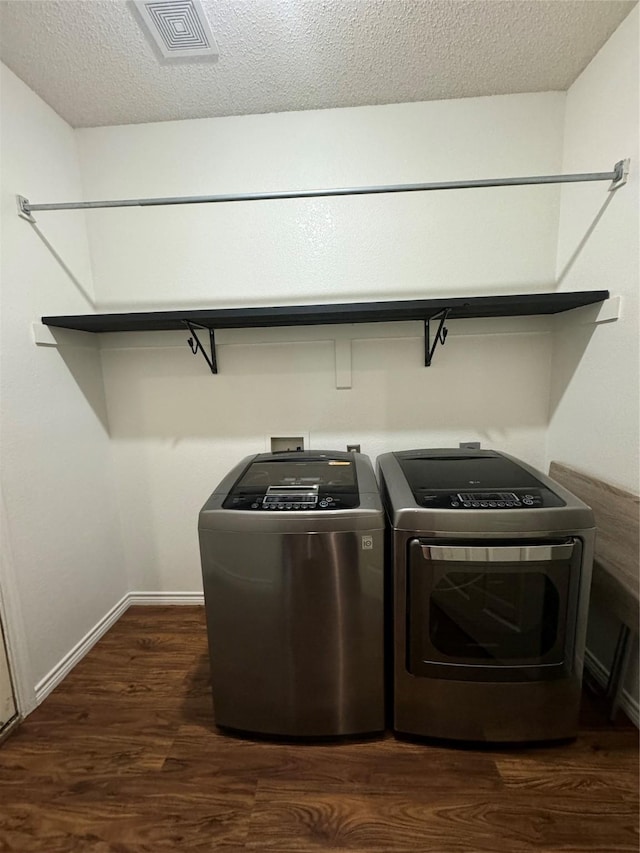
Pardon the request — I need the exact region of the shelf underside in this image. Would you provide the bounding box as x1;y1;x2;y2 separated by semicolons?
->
42;291;610;333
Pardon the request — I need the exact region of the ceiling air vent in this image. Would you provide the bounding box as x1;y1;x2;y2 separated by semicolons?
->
134;0;218;60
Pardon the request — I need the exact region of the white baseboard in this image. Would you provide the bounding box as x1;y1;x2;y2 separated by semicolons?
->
585;648;639;728
128;591;204;605
34;592;130;705
33;592;204;706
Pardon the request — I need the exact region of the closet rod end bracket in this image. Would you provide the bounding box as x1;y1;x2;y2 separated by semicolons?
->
609;159;630;191
17;195;36;223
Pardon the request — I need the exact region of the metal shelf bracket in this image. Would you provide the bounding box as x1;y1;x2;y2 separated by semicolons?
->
425;308;451;367
609;159;630;191
184;321;217;374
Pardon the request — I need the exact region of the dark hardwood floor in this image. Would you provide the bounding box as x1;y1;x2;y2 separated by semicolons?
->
0;606;637;852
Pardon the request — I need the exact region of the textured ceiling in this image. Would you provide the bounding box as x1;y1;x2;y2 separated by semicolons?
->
0;0;636;128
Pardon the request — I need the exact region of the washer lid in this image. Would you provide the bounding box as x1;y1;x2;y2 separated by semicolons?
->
223;451;360;511
231;452;357;492
395;449;543;493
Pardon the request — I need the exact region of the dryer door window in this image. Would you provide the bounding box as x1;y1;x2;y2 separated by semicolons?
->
406;540;581;682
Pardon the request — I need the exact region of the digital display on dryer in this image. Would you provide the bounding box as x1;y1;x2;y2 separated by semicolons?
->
458;492;518;503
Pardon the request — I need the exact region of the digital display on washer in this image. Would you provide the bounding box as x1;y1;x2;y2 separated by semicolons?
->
263;486;318;507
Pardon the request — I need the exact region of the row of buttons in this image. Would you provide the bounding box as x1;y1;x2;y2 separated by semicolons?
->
256;503;306;510
252;501;334;510
451;501;520;508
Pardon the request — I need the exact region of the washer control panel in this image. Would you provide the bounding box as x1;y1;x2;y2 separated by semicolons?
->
262;485;318;511
224;484;360;511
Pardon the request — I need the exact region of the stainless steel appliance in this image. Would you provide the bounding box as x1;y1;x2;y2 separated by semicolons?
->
198;451;385;737
377;448;595;742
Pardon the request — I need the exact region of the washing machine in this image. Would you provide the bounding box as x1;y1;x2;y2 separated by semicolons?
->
377;448;595;742
198;450;385;737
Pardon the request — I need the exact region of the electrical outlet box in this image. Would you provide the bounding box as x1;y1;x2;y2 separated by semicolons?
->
459;441;481;450
271;436;304;452
346;444;361;453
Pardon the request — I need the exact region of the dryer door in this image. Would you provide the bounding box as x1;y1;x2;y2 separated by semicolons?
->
406;540;581;682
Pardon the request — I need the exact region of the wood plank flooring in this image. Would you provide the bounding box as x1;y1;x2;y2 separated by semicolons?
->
0;606;637;852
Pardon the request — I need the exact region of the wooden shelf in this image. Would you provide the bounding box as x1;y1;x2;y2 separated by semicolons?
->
42;290;609;333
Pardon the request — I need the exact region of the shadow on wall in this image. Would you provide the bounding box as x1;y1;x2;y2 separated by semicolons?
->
548;189;619;416
556;193;615;288
26;176;618;315
31;223;96;312
548;312;598;417
45;301;602;443
86;329;554;442
51;330;111;434
33;184;618;436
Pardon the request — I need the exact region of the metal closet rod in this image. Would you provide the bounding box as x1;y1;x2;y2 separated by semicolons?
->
17;159;628;220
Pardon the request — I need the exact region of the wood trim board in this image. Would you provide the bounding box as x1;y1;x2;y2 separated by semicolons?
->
549;462;639;606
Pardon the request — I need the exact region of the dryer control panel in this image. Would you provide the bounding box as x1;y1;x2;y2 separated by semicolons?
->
416;488;564;509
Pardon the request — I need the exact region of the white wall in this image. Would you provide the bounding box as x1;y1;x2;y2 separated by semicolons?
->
549;6;639;492
78;94;565;310
76;93;567;592
97;319;554;591
548;7;639;708
0;64;127;699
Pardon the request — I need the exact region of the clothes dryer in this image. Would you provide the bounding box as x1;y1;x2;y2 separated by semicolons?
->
377;448;595;742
